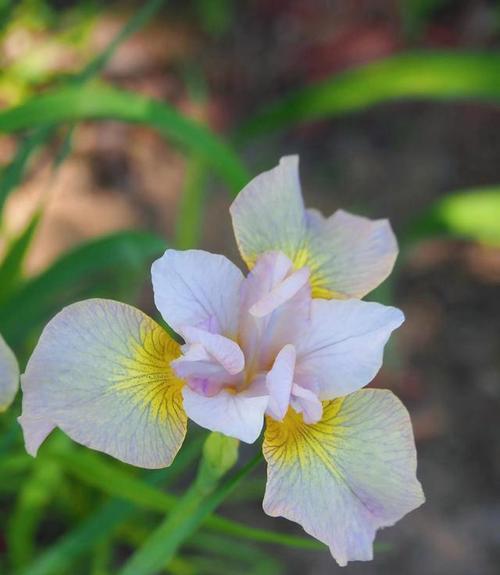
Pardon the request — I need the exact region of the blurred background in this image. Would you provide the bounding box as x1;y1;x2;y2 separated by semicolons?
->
1;1;500;574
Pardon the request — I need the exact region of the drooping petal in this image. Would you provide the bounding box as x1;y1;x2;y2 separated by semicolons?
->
151;249;244;337
239;252;311;369
263;389;424;566
295;299;404;399
230;156;306;269
19;299;187;469
266;344;295;421
231;156;398;298
182;386;268;443
304;209;398;299
0;333;19;412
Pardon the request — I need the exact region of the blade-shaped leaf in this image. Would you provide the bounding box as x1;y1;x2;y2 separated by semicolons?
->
0;84;249;194
239;52;500;139
0;0;168;218
0;210;42;303
20;438;203;575
0;230;166;347
407;187;500;245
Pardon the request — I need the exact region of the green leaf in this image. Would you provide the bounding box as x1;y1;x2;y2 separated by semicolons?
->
186;533;283;575
48;447;177;514
0;209;42;302
0;83;249;194
0;230;166;347
0;127;52;217
407;187;500;245
118;451;262;575
0;0;168;219
175;157;208;249
7;452;64;570
51;441;327;553
239;52;500;139
52;442;331;553
20;438;203;575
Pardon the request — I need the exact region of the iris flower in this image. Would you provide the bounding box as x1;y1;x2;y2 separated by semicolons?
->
0;333;19;412
20;156;424;565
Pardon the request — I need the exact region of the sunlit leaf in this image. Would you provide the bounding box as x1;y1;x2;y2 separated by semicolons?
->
239;52;500;139
0;83;249;194
407;187;500;245
0;0;168;218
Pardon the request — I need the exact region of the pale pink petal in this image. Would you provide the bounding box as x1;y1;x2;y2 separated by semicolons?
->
306;209;398;299
19;299;187;469
231;155;398;298
180;326;244;376
263;389;425;566
182;386;269;443
266;345;295;421
295;299;404;399
290;384;323;424
230;156;306;269
250;267;310;318
239;252;311;369
151;249;244;336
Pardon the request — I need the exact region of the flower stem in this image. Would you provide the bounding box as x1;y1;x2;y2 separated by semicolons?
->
118;435;261;575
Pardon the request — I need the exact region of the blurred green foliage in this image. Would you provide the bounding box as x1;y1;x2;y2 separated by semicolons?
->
1;0;499;573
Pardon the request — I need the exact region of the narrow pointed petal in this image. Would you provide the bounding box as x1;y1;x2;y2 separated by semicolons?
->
230;156;306;269
239;252;311;369
151;249;244;337
182;386;268;443
0;333;19;412
305;209;398;299
295;299;404;399
263;390;424;566
266;344;295;421
250;267;310;318
19;299;187;469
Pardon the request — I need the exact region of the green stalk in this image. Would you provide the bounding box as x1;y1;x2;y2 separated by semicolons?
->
118;434;259;575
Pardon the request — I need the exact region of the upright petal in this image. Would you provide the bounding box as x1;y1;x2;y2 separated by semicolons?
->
239;252;311;369
304;209;398;299
182;386;268;443
263;390;424;566
19;299;187;469
151;249;244;337
295;299;404;399
266;344;296;421
0;333;19;412
231;156;398;299
230;156;307;269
